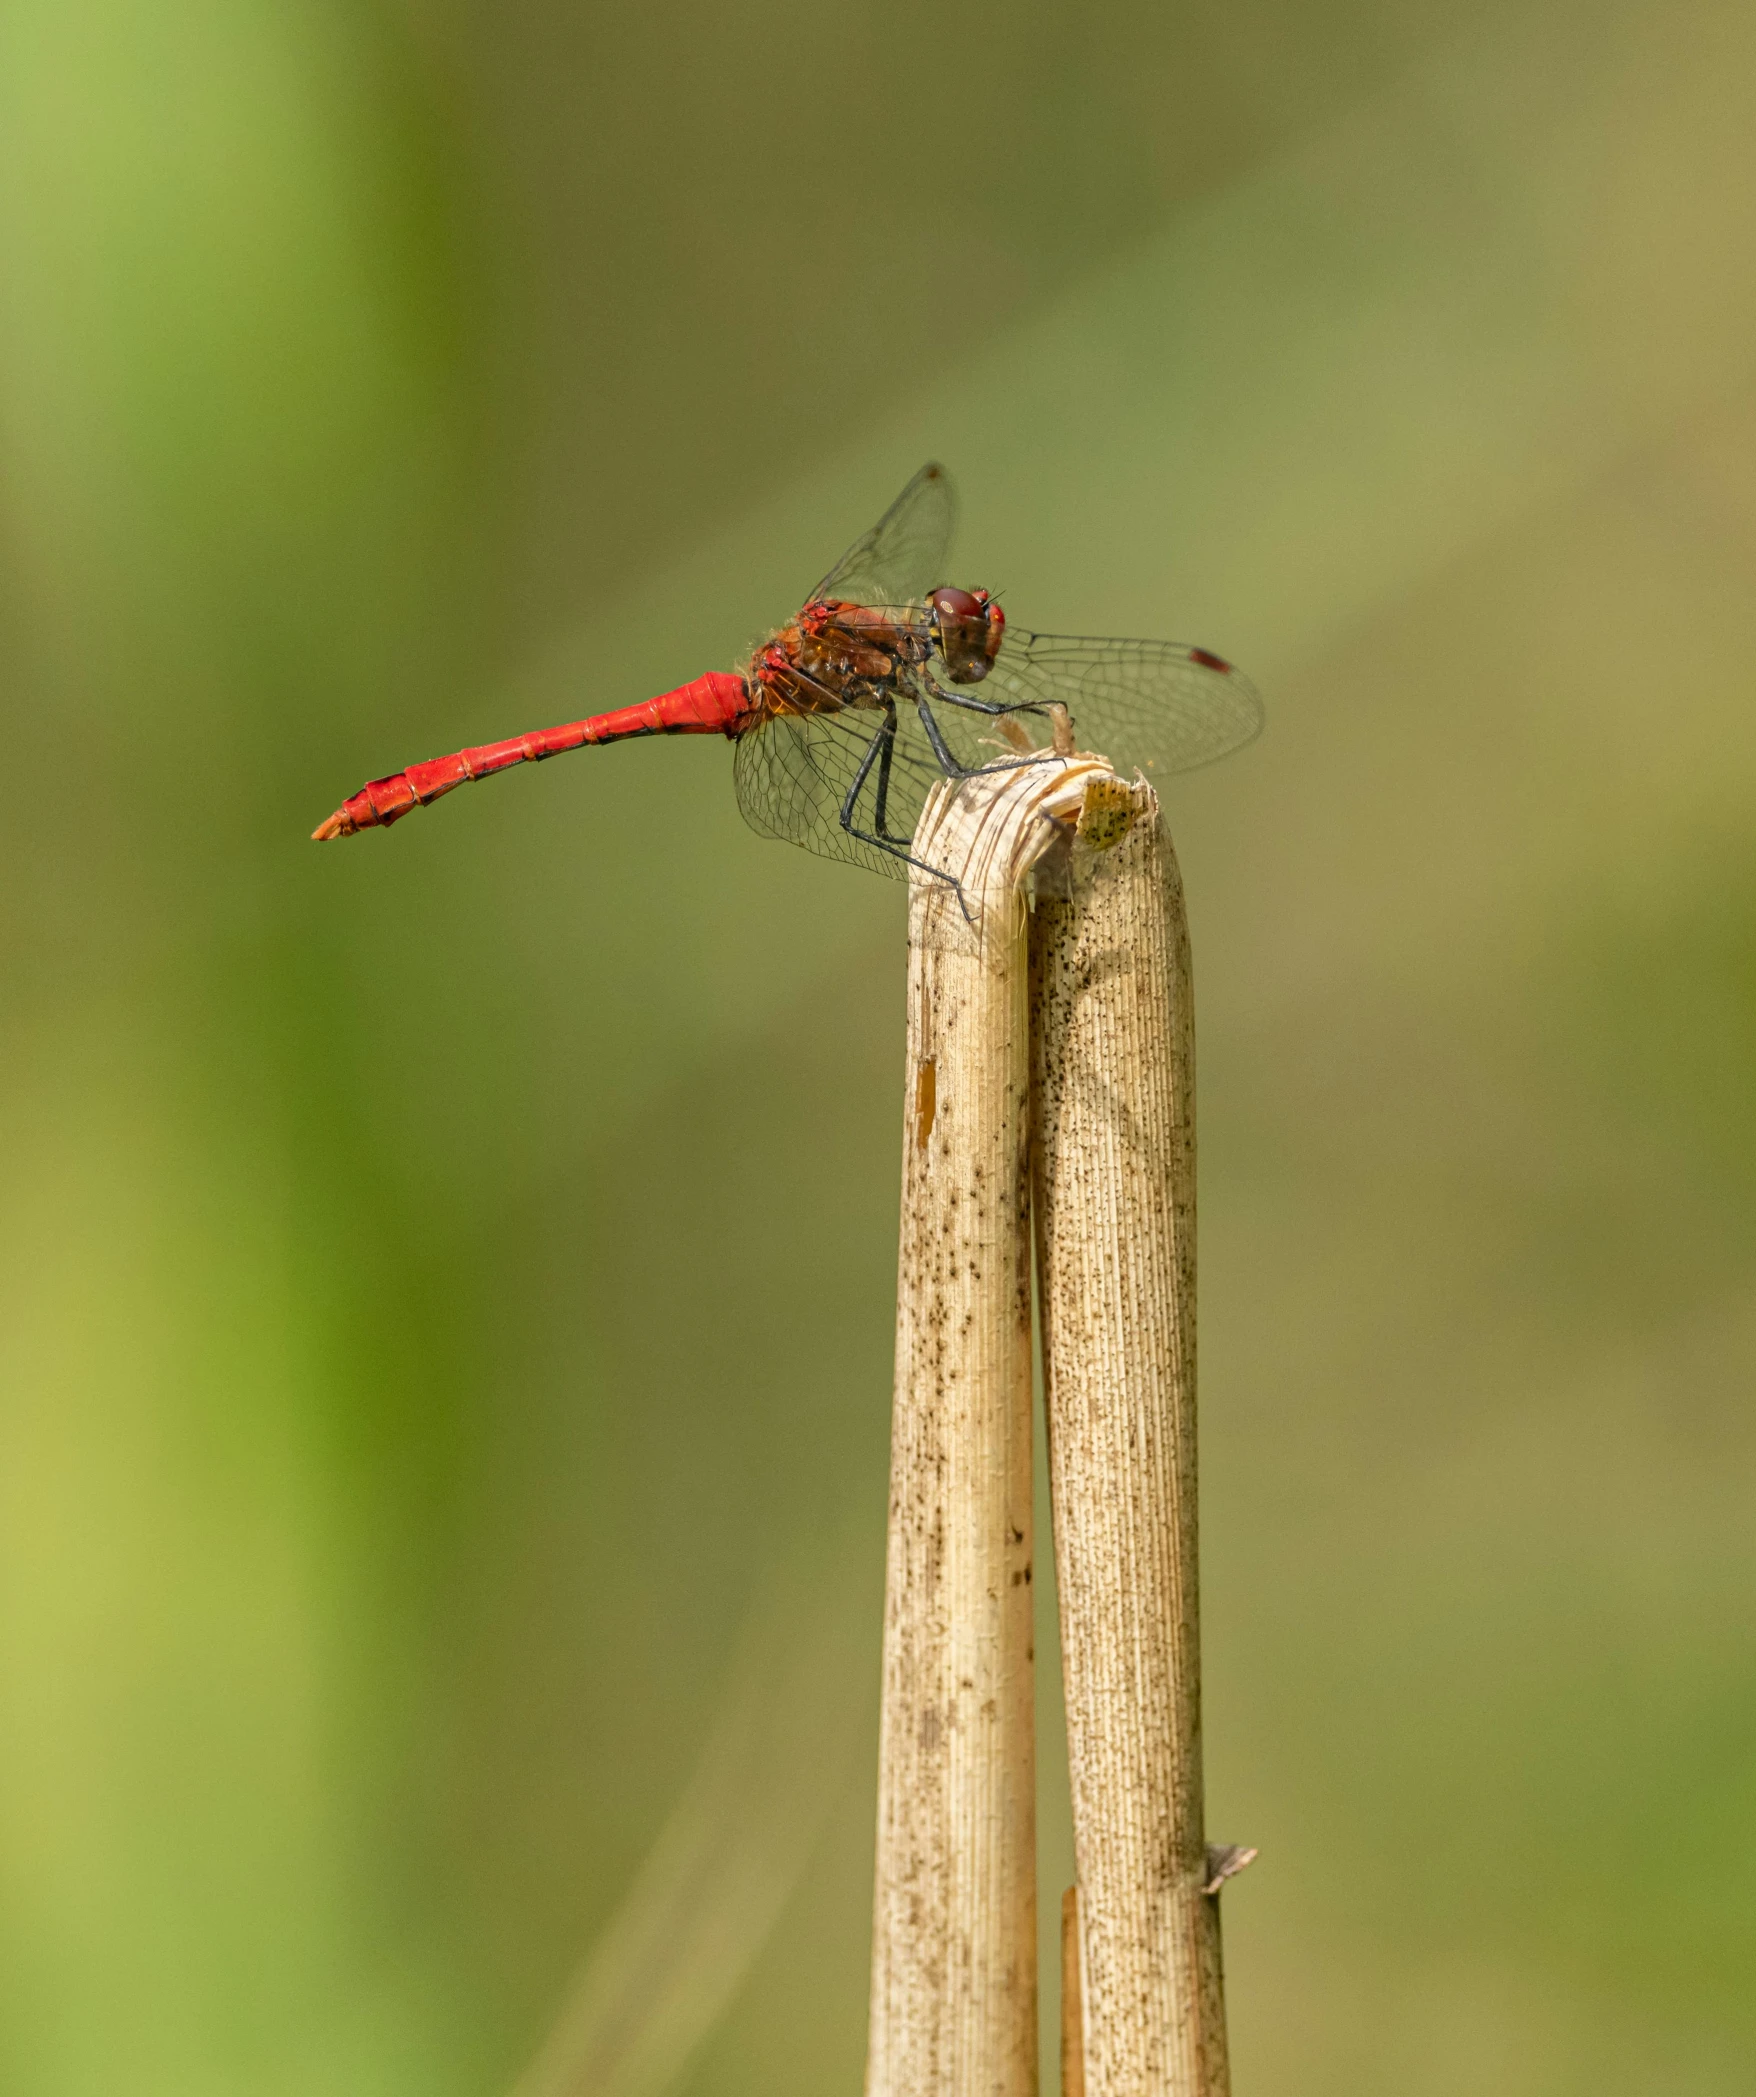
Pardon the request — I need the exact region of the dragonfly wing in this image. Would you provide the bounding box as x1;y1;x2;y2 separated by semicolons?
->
810;462;957;607
733;696;1015;882
982;631;1265;781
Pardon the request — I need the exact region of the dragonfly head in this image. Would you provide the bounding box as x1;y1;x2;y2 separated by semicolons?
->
928;586;1005;685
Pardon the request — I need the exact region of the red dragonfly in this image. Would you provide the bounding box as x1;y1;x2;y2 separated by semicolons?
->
313;464;1262;883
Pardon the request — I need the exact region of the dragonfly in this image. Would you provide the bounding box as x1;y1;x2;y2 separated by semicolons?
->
312;463;1262;885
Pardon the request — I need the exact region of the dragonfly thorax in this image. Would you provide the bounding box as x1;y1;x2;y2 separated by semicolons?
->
750;599;941;718
751;588;1006;711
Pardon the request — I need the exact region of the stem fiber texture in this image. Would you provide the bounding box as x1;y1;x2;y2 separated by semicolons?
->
1029;794;1231;2097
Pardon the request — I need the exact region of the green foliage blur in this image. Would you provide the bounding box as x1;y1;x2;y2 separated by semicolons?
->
3;0;1755;2090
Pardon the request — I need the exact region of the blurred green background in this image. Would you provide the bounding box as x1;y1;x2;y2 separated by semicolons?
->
3;0;1755;2090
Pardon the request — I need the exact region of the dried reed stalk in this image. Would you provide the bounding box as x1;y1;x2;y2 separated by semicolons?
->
1029;789;1235;2097
866;755;1121;2097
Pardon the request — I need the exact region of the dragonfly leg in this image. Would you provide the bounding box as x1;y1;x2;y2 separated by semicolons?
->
913;696;976;778
839;701;910;844
918;683;1058;773
868;703;906;842
922;674;1045;722
840;707;973;917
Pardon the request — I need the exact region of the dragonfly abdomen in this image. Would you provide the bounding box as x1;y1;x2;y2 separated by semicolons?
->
313;672;750;838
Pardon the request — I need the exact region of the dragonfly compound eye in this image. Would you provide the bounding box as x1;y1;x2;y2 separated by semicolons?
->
929;586;1003;685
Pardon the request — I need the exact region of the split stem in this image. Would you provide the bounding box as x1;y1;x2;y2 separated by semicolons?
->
867;761;1237;2097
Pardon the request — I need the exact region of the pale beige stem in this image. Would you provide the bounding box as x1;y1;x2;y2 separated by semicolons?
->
1029;792;1232;2097
866;757;1119;2097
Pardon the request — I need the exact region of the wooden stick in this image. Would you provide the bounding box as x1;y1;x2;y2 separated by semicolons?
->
866;757;1121;2097
1029;788;1234;2097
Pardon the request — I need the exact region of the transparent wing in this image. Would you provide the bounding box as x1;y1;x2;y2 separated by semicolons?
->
733;693;1046;883
733;706;937;882
810;462;957;607
731;628;1261;884
981;631;1265;780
